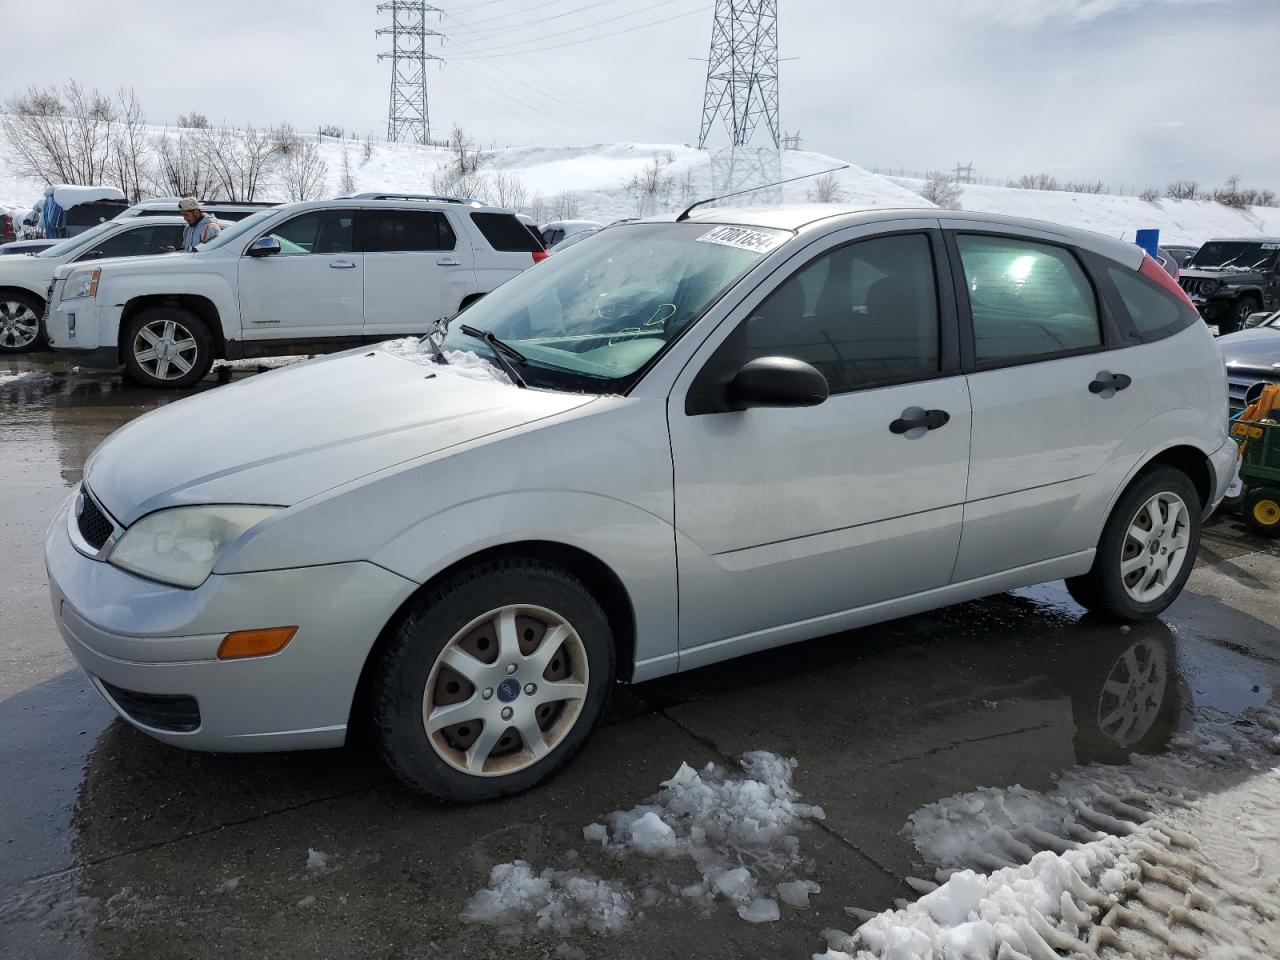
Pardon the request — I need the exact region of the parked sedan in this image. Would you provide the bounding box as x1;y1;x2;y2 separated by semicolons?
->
47;207;1235;802
1218;309;1280;412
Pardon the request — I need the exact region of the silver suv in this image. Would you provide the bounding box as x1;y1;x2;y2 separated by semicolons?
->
46;207;1235;801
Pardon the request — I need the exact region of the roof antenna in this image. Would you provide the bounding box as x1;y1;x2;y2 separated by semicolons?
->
676;164;851;222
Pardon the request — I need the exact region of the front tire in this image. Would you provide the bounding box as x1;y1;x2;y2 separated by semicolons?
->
0;292;45;353
1220;296;1260;336
1066;466;1201;620
122;306;213;388
374;558;615;802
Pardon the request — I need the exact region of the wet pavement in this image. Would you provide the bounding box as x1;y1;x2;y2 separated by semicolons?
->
2;353;1279;959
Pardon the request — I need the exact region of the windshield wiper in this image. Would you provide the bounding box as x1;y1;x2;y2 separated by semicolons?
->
459;324;527;388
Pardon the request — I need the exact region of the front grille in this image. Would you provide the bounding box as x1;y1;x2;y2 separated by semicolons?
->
77;490;114;549
1179;277;1217;297
1228;373;1279;412
100;681;201;732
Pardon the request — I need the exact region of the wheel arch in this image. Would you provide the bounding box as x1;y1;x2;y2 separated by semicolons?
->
0;284;45;311
347;539;638;735
1140;444;1214;511
119;294;226;360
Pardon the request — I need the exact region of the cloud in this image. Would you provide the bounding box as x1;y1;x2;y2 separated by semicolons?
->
967;0;1220;26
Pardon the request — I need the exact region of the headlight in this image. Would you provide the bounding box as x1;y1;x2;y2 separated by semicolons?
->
1201;278;1221;295
108;505;281;588
61;267;101;300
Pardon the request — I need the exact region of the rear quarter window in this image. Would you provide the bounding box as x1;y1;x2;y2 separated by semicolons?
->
472;212;543;253
1105;264;1199;341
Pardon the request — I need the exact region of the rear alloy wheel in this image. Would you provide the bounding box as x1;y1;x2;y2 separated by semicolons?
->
1066;466;1201;620
1243;486;1280;538
122;307;213;388
0;293;44;353
375;559;614;802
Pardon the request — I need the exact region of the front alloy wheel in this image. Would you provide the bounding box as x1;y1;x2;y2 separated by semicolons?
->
374;558;614;802
0;296;43;352
133;317;199;382
424;605;589;776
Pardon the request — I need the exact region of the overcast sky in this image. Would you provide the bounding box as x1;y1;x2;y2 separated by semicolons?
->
1;0;1276;191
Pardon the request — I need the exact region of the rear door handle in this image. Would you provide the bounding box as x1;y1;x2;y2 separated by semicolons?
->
329;260;357;269
437;258;461;266
889;407;950;437
1089;371;1132;396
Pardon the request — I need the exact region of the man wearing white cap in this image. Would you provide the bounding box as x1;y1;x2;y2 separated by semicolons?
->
176;197;221;251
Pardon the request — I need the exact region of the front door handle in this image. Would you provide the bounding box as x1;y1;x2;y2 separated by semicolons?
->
1089;371;1132;396
437;257;461;266
889;407;950;437
329;260;357;269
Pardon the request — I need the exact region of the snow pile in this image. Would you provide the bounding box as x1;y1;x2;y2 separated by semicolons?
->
827;714;1280;959
378;337;513;386
463;752;825;937
587;751;826;921
462;861;633;937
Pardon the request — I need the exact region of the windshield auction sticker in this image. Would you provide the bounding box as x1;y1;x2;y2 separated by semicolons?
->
695;225;786;254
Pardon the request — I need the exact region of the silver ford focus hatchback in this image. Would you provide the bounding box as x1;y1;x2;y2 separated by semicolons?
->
46;207;1237;801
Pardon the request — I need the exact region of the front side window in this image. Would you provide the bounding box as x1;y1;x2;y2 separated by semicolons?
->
263;210;355;255
743;233;941;393
363;210;456;252
956;234;1101;364
78;224;184;261
438;221;786;392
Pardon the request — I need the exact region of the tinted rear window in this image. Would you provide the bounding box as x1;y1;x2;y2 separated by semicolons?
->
362;210;456;252
1107;264;1197;341
64;201;128;227
471;212;543;253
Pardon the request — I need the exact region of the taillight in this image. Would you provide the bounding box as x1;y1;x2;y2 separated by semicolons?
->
1;216;13;242
1139;253;1195;310
532;250;549;264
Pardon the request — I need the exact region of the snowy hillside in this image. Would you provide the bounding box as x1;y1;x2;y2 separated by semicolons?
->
3;125;1279;247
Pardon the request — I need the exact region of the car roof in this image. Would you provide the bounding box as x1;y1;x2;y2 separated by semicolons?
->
1200;236;1280;243
662;204;1145;267
267;198;518;215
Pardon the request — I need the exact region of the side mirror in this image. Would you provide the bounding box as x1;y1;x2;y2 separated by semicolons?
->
728;356;828;410
247;236;281;258
82;250;103;261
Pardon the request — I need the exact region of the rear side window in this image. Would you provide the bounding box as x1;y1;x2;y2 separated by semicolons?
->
472;213;543;253
956;234;1101;364
362;210;456;252
1106;264;1196;341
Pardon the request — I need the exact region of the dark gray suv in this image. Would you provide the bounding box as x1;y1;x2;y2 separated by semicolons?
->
1178;237;1280;334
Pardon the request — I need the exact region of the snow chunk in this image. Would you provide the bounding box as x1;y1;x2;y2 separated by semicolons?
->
777;878;820;909
462;861;632;936
736;897;780;923
582;823;609;847
627;811;677;856
305;848;329;871
378;337;514;386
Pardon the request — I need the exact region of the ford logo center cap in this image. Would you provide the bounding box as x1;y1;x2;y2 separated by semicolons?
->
497;678;521;703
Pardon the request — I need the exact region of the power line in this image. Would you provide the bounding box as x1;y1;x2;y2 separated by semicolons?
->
450;6;710;60
451;0;625;31
453;0;692;51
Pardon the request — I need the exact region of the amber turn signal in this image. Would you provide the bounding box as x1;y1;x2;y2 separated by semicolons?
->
217;626;297;660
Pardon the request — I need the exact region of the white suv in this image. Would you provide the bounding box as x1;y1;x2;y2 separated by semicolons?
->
44;198;546;386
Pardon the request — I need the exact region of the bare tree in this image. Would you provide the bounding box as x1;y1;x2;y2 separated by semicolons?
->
1062;180;1108;195
489;172;528;209
1166;180;1199;201
628;153;675;215
551;191;580;220
917;170;961;209
177;112;209;129
278;136;329;201
526;193;548;224
111;87;149;202
339;146;356;195
448;124;481;176
361;138;373;164
318;124;344;139
1;82;117;186
153;126;219;199
678;168;697;206
1139;186;1161;202
197;124;276;201
807;172;845;204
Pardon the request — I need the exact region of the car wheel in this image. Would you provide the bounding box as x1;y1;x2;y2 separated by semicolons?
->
122;307;213;388
1242;486;1280;538
374;558;615;802
1222;296;1260;336
0;292;45;353
1065;466;1201;620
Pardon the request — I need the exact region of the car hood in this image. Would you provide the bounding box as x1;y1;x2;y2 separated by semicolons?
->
85;349;597;526
1181;267;1265;284
1217;325;1280;371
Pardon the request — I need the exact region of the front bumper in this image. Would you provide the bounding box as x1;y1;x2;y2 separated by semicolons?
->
1208;436;1241;514
46;492;417;752
47;298;122;367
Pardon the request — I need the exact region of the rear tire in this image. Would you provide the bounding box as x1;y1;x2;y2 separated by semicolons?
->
1242;486;1280;538
0;291;45;353
1065;466;1201;620
373;558;615;803
121;306;213;389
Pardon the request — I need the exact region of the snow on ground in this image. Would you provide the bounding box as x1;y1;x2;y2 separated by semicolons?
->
462;751;826;937
827;712;1280;959
888;175;1280;246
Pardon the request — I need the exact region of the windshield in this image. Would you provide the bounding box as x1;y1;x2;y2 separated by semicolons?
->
196;208;277;252
439;221;789;393
36;220;120;259
1189;241;1279;270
